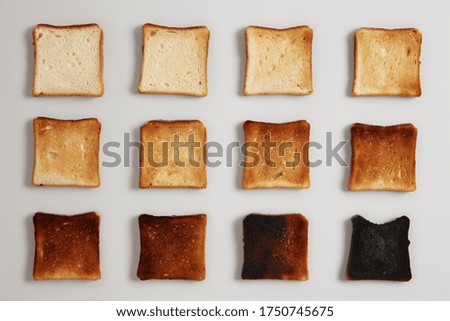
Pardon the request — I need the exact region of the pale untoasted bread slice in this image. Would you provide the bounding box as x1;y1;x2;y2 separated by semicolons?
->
244;25;313;95
348;123;417;191
242;214;309;280
32;24;104;96
353;28;422;96
140;120;207;188
138;24;210;96
33;212;100;280
137;214;206;280
242;120;310;189
32;117;101;187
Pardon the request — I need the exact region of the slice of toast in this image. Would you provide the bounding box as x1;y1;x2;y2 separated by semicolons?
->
353;28;422;96
33;117;101;187
244;25;313;95
33;212;101;280
348;123;417;191
242;214;309;280
138;24;210;96
242;120;310;189
32;24;104;96
140;120;207;188
137;214;207;280
346;215;411;281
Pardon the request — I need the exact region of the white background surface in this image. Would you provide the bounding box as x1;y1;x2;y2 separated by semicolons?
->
0;0;449;300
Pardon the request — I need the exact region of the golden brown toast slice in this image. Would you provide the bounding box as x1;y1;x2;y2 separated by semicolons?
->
140;120;207;188
32;117;101;187
348;123;417;191
242;120;310;189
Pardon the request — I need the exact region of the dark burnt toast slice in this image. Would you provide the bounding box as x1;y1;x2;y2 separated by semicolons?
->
33;212;100;280
346;215;412;281
137;214;206;280
242;214;308;280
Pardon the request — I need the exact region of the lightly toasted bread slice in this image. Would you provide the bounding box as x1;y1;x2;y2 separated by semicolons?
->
244;25;313;95
352;27;422;97
138;24;210;96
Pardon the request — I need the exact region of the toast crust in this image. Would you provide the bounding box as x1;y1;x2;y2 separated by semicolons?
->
33;212;101;280
244;25;313;96
352;27;422;97
138;23;210;96
32;117;101;187
32;23;104;97
346;215;411;281
242;120;310;189
139;120;207;188
242;214;309;280
348;123;417;191
137;214;206;280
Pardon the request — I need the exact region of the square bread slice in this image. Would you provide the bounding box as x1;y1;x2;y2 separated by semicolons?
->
137;214;207;280
353;28;422;96
242;120;310;189
140;120;207;188
241;214;309;280
346;215;411;281
33;117;101;187
32;24;104;96
244;25;313;95
138;24;210;96
33;212;100;280
348;123;417;191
